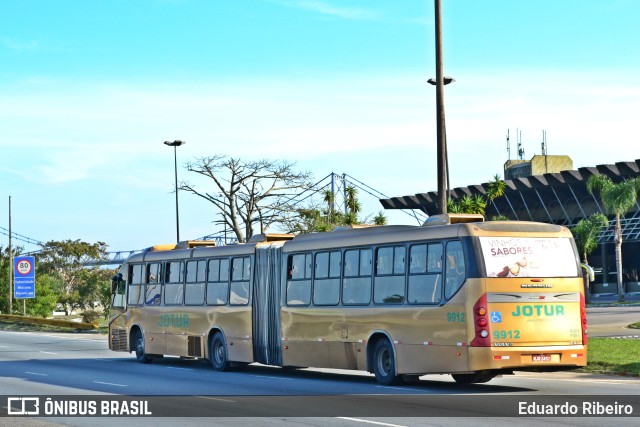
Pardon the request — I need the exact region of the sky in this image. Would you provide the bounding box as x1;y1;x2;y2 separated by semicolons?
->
1;0;639;253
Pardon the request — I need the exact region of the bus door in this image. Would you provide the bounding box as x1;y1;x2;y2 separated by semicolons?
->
160;260;185;356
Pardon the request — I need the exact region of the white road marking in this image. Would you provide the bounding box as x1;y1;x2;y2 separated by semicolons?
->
337;417;407;427
40;351;58;355
93;381;127;387
198;396;237;403
24;372;48;376
249;374;294;381
165;366;194;371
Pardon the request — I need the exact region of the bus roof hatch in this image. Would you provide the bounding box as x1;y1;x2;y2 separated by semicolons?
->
422;213;485;227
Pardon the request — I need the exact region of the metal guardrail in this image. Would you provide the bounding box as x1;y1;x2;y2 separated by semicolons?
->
0;314;98;330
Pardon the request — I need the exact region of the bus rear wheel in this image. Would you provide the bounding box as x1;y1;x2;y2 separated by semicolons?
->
372;339;402;386
210;333;231;371
133;329;152;364
451;371;495;384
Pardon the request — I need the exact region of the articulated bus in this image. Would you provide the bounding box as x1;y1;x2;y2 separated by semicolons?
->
109;214;587;385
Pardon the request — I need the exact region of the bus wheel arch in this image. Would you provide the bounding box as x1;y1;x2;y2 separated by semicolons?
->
367;332;402;386
130;325;152;364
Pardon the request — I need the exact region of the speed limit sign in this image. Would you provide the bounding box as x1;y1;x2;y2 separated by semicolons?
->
16;259;33;275
14;256;35;299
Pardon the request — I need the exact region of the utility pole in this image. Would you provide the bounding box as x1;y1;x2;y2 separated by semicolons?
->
8;196;12;315
434;0;448;214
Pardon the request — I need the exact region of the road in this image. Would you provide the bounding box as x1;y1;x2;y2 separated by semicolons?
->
586;305;640;338
0;306;638;426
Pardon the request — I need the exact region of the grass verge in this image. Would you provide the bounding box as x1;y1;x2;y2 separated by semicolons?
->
577;337;640;376
0;319;108;334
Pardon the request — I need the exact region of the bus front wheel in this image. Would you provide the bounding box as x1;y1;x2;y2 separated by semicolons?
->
133;329;152;364
372;339;402;386
210;333;231;371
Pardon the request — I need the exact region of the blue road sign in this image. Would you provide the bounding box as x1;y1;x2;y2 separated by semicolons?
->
14;256;35;299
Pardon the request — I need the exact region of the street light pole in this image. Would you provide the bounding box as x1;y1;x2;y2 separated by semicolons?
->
434;0;447;214
164;140;186;243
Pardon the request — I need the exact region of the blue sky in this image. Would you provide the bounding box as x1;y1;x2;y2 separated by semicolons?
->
1;0;639;252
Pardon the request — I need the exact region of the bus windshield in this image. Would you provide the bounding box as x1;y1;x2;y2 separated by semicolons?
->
479;236;579;278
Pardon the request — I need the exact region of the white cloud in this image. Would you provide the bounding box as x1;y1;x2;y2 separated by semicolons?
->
269;0;378;20
0;37;40;52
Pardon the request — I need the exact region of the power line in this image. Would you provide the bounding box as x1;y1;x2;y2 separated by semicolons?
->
0;227;44;246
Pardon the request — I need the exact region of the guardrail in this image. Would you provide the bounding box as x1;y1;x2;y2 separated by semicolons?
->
0;314;98;330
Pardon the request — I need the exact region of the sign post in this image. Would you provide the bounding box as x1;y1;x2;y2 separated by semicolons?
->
14;256;36;315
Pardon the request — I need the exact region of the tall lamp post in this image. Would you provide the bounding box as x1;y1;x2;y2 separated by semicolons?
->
164;140;186;243
427;76;454;207
433;0;448;215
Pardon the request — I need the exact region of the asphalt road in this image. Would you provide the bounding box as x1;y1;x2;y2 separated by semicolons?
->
0;306;638;426
586;305;640;338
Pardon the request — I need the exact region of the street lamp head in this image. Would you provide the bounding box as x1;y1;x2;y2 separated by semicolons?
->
164;140;186;147
427;77;455;86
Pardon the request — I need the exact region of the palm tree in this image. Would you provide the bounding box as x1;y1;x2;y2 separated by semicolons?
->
373;212;388;226
344;186;361;217
587;174;640;302
487;174;506;205
572;213;609;265
447;175;504;217
322;189;335;218
572;213;609;304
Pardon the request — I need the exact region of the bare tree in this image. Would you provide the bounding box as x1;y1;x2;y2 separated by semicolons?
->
181;155;313;242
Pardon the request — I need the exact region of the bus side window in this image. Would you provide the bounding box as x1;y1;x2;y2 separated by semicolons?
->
164;261;184;305
230;257;250;305
145;263;162;305
313;251;340;305
374;246;405;304
286;253;311;305
127;264;144;306
342;249;372;305
185;259;206;305
408;243;442;304
111;270;126;308
207;258;229;305
444;241;465;300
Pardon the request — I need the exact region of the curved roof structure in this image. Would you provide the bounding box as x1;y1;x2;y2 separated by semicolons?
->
380;159;640;243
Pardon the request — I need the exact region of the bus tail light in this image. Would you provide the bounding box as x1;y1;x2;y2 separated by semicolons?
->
580;292;588;345
470;294;491;347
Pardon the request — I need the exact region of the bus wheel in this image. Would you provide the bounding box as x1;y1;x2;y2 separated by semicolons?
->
372;339;402;386
210;333;230;371
133;329;152;364
451;371;495;384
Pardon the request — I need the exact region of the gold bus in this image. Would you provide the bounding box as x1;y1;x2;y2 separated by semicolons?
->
109;214;587;385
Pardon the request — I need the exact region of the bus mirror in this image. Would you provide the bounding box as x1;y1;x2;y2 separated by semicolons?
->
112;273;125;294
580;263;595;282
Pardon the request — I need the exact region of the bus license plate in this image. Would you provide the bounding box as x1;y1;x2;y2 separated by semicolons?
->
532;354;551;362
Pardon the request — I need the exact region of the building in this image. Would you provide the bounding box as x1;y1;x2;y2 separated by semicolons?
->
379;157;640;295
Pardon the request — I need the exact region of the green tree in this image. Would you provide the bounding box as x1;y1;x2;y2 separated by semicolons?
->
448;175;503;217
572;213;609;264
344;186;362;217
572;213;609;304
25;274;60;318
587;174;640;302
0;245;24;314
36;240;108;314
285;185;384;233
373;212;388;226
